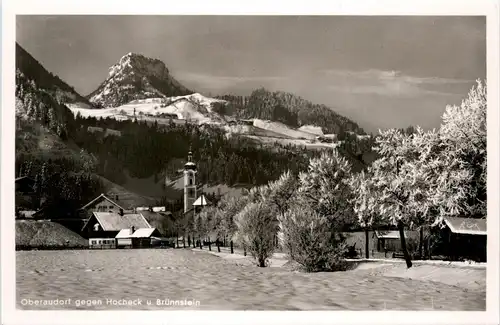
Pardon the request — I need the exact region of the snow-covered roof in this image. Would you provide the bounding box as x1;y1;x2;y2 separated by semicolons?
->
193;194;211;206
79;193;126;211
115;228;134;239
374;230;407;239
130;228;157;238
444;217;486;236
136;206;166;212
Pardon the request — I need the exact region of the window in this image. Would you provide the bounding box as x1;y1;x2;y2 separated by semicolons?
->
98;240;102;244
109;206;114;210
91;240;96;245
189;178;193;185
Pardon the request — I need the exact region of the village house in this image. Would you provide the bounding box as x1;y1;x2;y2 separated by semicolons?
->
77;193;128;218
80;209;172;249
87;126;104;133
432;216;487;262
15;176;37;219
374;230;409;253
115;227;164;248
104;128;122;137
136;206;167;212
87;126;122;137
81;211;151;239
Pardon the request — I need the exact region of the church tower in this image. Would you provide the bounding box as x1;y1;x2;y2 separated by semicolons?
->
183;147;197;213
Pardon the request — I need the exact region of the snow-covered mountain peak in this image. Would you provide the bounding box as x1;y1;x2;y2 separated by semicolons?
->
108;52;170;80
88;53;191;108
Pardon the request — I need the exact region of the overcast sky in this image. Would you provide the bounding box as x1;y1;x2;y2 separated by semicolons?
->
16;15;485;133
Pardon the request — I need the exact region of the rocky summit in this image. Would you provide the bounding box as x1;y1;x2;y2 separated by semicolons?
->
87;53;192;108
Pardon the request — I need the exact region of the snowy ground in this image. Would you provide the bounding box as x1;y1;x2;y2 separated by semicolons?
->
17;249;485;310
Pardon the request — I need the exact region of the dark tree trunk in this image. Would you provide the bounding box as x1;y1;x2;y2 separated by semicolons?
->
183;236;186;248
188;235;191;247
243;246;247;256
230;240;234;254
258;257;266;267
217;239;221;252
365;228;370;259
427;235;431;260
199;239;202;249
208;237;212;251
398;221;413;268
419;226;424;260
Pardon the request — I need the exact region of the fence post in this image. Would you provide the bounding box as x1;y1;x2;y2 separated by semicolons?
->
419;227;424;260
365;228;370;259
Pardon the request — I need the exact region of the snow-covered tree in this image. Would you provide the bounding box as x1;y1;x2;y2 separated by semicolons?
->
213;195;249;243
432;80;487;218
278;200;348;272
234;201;277;267
267;170;297;217
297;150;356;229
363;127;438;267
277;150;353;271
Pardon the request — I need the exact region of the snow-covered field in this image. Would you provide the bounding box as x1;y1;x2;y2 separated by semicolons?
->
253;119;317;140
244;135;339;150
68;93;226;125
298;125;324;136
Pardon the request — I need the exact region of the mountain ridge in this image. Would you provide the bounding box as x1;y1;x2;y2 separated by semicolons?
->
16;43;93;108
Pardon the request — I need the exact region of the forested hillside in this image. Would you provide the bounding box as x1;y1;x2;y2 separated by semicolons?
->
73;115;319;188
16;43;93;107
215;88;366;137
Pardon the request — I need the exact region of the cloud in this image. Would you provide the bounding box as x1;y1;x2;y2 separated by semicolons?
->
321;69;474;97
176;72;286;90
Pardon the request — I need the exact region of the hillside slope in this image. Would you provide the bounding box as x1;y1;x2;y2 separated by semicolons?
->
16;43;92;108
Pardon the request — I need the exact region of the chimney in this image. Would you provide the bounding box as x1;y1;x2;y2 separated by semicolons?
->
119;208;124;216
115;195;119;201
131;226;135;235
